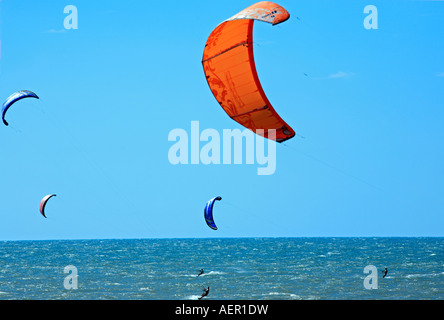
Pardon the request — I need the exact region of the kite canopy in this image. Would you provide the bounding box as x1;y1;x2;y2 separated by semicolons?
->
1;90;39;126
39;194;56;218
204;196;222;230
202;1;295;142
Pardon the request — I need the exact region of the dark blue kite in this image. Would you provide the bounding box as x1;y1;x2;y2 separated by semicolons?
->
204;196;222;230
2;90;39;126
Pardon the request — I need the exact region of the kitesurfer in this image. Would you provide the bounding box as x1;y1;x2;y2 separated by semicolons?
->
382;268;388;278
197;269;204;277
198;287;209;300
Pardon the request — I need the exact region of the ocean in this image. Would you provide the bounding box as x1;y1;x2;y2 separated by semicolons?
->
0;237;442;300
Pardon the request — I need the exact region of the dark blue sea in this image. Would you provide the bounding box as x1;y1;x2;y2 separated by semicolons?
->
0;237;442;300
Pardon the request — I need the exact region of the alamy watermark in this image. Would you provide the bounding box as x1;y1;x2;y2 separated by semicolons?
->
168;121;277;175
64;5;78;30
64;265;78;289
363;5;378;29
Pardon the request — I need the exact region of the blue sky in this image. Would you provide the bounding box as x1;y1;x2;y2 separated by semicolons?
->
0;0;443;240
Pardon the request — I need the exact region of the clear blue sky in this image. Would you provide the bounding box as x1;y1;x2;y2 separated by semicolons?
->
0;0;443;240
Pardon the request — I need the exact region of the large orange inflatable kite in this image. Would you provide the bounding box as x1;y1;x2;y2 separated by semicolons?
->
202;1;295;143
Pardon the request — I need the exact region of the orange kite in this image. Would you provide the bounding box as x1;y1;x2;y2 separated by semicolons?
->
202;1;295;142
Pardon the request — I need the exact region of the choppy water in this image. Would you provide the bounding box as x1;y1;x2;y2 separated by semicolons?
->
0;237;442;300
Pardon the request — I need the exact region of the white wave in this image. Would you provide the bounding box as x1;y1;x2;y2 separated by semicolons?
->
406;272;442;279
139;287;152;291
266;292;302;300
201;271;225;276
184;270;225;277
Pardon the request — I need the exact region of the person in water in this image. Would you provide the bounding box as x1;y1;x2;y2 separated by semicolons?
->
197;269;204;277
198;287;209;300
382;268;388;278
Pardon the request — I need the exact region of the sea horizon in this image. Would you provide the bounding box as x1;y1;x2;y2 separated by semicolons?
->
1;235;443;242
